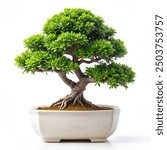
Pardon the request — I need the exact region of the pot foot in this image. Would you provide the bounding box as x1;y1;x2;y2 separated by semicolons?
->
43;138;61;143
90;138;107;142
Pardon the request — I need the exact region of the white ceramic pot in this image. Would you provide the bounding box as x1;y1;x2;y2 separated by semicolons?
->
29;105;120;142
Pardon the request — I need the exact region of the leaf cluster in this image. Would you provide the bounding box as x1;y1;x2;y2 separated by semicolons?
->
73;39;114;60
43;8;115;39
15;50;78;73
48;32;88;53
85;62;135;88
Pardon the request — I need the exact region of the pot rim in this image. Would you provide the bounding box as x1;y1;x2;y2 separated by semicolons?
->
29;104;120;113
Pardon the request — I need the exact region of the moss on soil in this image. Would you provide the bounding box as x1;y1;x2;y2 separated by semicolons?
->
37;103;112;111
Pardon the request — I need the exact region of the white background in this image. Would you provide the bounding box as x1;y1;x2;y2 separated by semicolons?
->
0;0;167;149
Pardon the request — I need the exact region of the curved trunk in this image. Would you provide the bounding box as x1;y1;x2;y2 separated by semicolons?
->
51;78;96;109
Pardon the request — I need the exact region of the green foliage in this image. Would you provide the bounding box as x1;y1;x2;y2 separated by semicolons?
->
24;34;46;51
15;50;78;73
73;39;114;60
44;34;57;49
109;39;127;58
43;8;116;40
85;62;135;88
15;8;135;89
47;56;78;72
48;32;88;53
43;8;103;38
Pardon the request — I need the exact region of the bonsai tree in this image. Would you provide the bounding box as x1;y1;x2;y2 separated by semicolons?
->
15;8;135;109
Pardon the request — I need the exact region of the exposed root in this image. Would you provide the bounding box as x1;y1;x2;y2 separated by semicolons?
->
72;92;83;106
50;91;98;109
51;94;73;109
78;99;84;107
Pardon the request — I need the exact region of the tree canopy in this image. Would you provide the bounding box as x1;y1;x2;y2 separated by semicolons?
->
15;8;135;89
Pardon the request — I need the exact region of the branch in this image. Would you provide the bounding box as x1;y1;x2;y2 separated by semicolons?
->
65;45;78;55
58;71;76;89
71;56;94;82
78;58;101;64
71;56;85;80
86;77;96;83
34;68;57;73
75;68;85;80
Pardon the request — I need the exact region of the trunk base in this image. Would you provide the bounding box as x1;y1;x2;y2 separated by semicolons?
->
50;91;98;109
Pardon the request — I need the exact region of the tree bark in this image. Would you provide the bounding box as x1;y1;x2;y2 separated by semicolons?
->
57;71;76;89
51;76;97;109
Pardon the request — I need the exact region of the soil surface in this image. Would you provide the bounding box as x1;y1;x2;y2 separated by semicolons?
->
37;103;112;111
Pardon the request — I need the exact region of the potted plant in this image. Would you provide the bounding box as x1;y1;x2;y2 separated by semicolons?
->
15;8;135;142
